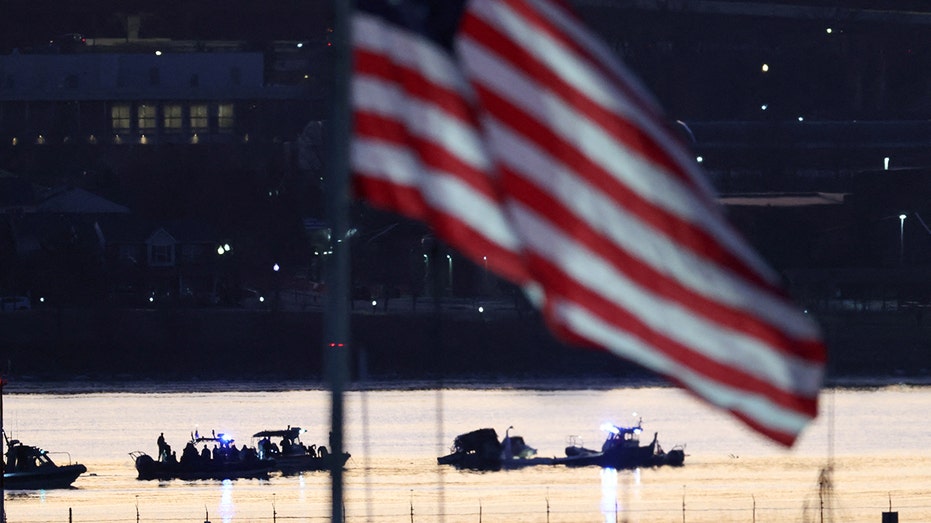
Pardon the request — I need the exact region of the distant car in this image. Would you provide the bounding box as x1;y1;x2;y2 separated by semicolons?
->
0;296;31;311
48;33;86;52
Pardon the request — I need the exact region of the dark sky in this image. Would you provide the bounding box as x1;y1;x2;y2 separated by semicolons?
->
5;0;931;46
0;1;333;50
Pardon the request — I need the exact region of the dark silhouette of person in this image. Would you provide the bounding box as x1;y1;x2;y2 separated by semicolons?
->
157;432;171;461
181;441;198;464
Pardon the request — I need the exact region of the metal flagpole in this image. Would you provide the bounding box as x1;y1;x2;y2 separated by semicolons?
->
325;0;353;521
1;377;5;523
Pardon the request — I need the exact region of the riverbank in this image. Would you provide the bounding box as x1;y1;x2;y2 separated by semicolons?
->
0;305;926;383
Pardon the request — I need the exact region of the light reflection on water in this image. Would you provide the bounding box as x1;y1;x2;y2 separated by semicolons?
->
2;381;930;522
219;479;234;523
600;468;618;522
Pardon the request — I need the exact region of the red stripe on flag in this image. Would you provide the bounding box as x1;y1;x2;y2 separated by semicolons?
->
661;374;805;447
355;49;474;123
479;83;781;294
532;253;820;415
354;176;530;284
494;0;673;135
502;170;825;364
354;112;497;203
460;5;697;190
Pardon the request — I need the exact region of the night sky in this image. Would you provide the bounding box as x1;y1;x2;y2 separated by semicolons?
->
0;1;333;50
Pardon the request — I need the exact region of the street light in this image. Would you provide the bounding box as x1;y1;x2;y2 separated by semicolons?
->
273;263;281;311
446;254;453;293
899;214;907;263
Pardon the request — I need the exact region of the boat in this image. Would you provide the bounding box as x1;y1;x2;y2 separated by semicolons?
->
131;431;275;481
558;420;685;469
437;426;556;470
252;426;350;473
3;431;87;489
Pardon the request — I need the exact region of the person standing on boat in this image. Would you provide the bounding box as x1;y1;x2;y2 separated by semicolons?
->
181;441;198;464
157;433;170;461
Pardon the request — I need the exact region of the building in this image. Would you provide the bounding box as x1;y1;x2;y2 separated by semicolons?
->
0;37;327;147
2;2;931;307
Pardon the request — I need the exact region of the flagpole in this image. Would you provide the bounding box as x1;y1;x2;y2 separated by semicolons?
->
1;377;6;523
325;0;352;521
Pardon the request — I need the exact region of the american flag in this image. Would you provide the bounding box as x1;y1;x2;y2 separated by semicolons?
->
350;0;826;445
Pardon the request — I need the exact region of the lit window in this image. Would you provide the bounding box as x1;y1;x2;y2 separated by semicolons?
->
111;104;131;133
138;104;157;133
190;104;208;131
163;104;182;132
218;103;234;132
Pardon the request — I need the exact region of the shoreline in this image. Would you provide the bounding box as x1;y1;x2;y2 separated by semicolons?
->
1;306;928;389
1;373;925;395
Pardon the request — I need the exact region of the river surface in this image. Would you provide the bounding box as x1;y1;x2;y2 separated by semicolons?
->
1;379;928;522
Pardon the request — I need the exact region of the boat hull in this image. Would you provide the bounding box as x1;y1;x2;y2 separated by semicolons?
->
558;437;685;469
274;452;351;474
558;444;657;468
133;453;273;481
3;463;87;489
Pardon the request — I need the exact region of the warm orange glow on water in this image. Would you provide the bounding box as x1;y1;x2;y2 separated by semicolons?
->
2;382;929;522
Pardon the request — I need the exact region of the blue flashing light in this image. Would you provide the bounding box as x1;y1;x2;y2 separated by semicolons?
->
219;433;233;443
600;422;620;434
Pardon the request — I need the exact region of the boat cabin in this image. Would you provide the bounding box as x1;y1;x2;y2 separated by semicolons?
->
5;440;60;472
601;422;643;451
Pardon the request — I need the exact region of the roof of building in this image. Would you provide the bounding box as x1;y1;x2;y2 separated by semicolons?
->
37;186;130;214
717;192;847;207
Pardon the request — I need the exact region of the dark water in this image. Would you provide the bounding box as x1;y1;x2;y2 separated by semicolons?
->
2;380;928;522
